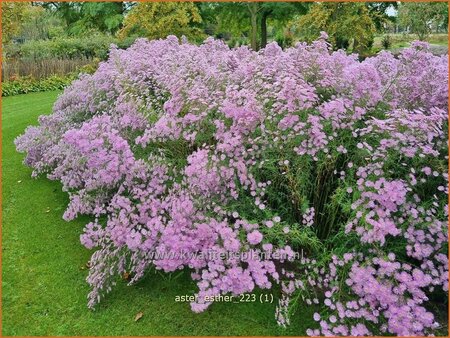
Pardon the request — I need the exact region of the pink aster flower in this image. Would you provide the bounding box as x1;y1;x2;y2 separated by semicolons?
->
247;230;263;245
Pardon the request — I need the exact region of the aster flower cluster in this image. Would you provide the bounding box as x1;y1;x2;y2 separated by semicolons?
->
16;34;448;336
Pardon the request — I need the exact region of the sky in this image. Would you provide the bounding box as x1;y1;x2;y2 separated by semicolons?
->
386;5;398;17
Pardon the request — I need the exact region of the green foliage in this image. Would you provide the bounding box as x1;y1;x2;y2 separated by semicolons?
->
293;3;376;54
373;33;449;52
212;2;309;50
2;93;315;336
274;29;294;49
41;2;126;35
213;3;250;39
118;2;204;42
366;2;397;32
41;2;82;28
1;60;101;96
2;74;75;97
19;6;67;41
1;1;32;43
4;35;135;61
398;2;448;41
381;34;392;50
70;2;125;35
260;2;310;29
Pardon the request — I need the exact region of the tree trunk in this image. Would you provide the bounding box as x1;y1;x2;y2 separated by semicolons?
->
248;3;259;51
260;11;270;49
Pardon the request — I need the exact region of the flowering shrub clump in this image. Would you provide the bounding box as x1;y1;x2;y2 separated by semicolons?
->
16;35;448;336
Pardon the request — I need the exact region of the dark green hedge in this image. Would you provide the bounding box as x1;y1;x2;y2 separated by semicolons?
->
5;35;136;61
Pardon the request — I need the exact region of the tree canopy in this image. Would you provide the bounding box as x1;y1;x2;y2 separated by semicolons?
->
3;1;448;54
118;2;204;41
2;2;33;43
292;2;376;54
211;2;309;50
398;2;448;40
39;2;126;35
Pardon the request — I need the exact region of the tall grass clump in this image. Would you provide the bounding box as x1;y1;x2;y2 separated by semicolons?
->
15;34;448;336
2;57;94;81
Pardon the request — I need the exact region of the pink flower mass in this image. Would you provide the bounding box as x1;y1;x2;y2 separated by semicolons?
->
15;35;448;336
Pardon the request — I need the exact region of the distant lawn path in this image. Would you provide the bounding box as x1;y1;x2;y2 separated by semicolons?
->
1;91;314;336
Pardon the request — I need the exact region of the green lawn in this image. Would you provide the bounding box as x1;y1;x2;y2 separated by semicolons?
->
373;33;449;53
1;91;315;336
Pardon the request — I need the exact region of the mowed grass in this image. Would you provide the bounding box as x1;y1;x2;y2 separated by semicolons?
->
2;91;316;336
373;33;449;51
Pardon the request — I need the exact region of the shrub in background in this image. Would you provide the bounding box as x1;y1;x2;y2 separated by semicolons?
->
16;35;448;336
381;34;392;50
4;35;136;60
2;74;75;96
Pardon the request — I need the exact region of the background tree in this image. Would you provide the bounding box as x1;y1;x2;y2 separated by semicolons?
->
38;2;126;35
292;2;376;54
118;2;204;42
15;5;66;41
366;2;397;32
70;2;125;35
259;2;310;49
214;2;309;50
2;2;33;43
39;2;82;30
211;2;257;49
398;2;448;40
